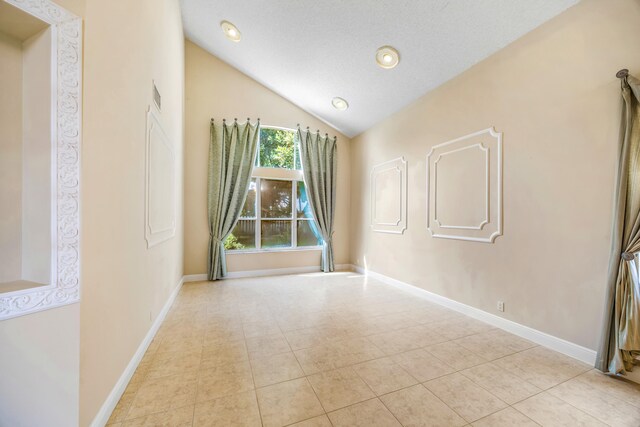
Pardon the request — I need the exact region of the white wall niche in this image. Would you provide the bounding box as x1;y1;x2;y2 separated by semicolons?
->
370;156;407;234
0;0;82;320
426;127;502;243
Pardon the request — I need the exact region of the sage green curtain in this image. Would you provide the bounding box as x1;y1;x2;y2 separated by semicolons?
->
208;119;259;280
297;128;337;272
597;75;640;374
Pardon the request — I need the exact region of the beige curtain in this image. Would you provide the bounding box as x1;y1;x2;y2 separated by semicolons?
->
207;119;260;280
297;128;337;272
597;74;640;374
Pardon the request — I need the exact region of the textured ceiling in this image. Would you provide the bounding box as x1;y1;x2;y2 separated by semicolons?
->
181;0;578;137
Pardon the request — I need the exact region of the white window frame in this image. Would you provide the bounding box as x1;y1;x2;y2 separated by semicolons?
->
227;126;322;253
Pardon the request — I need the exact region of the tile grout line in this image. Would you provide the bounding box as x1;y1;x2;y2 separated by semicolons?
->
245;341;265;427
108;276;620;426
290;350;331;418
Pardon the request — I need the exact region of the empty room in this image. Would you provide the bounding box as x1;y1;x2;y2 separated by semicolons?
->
2;0;640;425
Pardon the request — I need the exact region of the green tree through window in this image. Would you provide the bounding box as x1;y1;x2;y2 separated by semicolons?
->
257;128;297;169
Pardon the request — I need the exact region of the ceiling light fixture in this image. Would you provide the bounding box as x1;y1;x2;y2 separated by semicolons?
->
221;20;241;42
331;97;349;111
375;45;400;69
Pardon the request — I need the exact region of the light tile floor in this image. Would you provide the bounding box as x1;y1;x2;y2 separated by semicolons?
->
106;272;640;426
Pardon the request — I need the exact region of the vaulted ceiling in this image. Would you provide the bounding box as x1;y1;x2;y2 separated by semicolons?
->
181;0;579;137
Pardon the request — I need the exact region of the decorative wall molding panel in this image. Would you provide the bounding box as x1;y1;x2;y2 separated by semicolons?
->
0;0;82;320
145;106;176;248
370;157;407;234
426;128;502;242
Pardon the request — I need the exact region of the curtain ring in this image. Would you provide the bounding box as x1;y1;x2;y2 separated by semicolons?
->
621;252;635;261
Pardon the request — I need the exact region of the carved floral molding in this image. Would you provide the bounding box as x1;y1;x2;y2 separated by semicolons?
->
0;0;82;319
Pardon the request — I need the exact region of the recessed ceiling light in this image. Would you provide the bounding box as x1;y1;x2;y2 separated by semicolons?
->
331;97;349;111
221;20;241;42
331;96;349;111
376;45;400;69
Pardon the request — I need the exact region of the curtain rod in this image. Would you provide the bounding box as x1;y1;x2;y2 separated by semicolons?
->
296;123;336;140
210;118;261;122
617;69;629;79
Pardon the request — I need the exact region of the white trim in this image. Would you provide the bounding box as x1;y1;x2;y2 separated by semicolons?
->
145;106;176;248
90;277;185;427
433;143;489;230
352;265;596;365
252;167;304;180
370;157;408;234
183;264;353;283
183;274;208;283
426;127;502;243
227;245;322;255
94;265;596;426
0;0;82;320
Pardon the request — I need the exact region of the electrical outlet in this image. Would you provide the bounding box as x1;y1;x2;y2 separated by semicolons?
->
497;301;505;312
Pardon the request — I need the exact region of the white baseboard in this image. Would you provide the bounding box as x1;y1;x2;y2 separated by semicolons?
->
352;265;596;366
183;264;353;282
90;276;185;427
183;273;207;282
94;263;595;426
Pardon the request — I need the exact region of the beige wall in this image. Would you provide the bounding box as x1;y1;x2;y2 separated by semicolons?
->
21;28;51;284
0;304;80;426
184;40;351;275
79;0;185;424
0;26;52;286
350;0;640;351
1;0;185;423
0;5;80;426
0;31;23;283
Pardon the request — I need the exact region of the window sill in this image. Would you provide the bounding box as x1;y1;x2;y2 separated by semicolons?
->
226;246;322;255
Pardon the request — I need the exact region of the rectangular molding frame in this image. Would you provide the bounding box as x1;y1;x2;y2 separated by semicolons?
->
351;264;596;365
370;156;407;234
427;128;502;243
0;0;82;320
145;106;176;248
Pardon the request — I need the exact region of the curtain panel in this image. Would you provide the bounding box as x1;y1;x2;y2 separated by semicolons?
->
297;128;338;272
597;75;640;374
207;119;260;280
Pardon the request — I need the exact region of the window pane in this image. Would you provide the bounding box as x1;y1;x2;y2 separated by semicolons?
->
297;181;314;218
240;178;257;218
261;179;292;218
297;220;322;247
224;220;256;250
261;220;292;248
258;128;296;169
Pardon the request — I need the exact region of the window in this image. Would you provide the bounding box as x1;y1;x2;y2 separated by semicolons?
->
256;127;302;170
224;127;322;251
